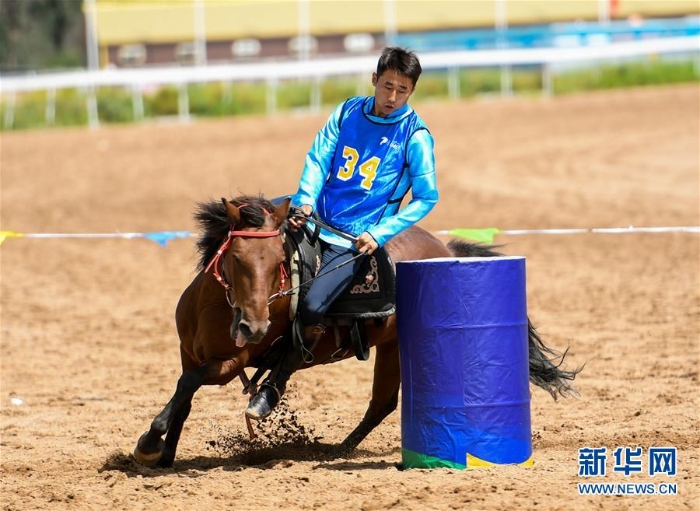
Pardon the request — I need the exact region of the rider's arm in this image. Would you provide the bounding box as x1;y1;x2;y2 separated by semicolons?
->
366;129;438;247
291;102;345;212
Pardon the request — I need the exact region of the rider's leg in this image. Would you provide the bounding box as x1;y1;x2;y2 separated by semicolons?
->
245;242;365;420
244;323;325;420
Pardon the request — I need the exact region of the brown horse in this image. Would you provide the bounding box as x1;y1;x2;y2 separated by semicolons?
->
134;194;578;468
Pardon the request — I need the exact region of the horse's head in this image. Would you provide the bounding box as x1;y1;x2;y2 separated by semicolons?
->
218;196;290;347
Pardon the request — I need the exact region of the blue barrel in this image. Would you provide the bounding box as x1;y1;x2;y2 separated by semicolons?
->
396;256;533;469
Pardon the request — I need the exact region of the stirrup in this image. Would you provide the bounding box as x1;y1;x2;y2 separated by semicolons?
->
245;383;281;421
295;320;325;364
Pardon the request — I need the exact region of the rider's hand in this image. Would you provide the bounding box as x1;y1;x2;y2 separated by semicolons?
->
288;204;313;232
355;232;378;255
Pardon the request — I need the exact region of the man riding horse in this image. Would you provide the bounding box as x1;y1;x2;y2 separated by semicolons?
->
245;46;439;420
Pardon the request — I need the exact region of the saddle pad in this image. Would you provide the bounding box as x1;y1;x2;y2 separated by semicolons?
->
326;248;396;319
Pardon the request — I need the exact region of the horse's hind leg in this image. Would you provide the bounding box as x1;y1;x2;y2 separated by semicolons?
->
134;364;206;467
338;341;401;455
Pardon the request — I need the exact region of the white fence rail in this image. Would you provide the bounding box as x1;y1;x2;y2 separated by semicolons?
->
1;36;698;127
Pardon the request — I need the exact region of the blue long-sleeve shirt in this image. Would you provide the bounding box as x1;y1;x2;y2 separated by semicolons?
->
292;96;438;248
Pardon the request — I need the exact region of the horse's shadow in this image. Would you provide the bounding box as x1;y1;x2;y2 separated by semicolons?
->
100;442;402;478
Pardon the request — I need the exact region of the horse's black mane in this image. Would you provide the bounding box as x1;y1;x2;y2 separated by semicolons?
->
194;194;276;271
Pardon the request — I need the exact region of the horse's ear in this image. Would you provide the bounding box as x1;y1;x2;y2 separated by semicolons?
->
271;198;291;228
222;198;241;225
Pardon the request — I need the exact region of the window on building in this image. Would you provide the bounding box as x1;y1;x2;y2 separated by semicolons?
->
344;33;375;53
118;44;146;67
288;36;318;56
232;39;262;58
175;42;198;64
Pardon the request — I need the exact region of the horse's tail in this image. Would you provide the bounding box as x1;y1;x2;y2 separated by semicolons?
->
446;238;581;400
526;320;581;399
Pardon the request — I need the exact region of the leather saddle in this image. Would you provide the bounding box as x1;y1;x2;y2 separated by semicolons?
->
283;221;395;361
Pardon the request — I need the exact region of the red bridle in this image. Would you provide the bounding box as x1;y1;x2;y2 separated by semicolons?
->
204;227;287;304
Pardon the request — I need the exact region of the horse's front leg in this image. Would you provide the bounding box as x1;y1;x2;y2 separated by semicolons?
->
156;395;194;468
338;340;401;455
134;357;241;468
134;363;206;467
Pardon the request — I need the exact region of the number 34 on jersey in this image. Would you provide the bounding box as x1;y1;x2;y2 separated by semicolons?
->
336;146;381;190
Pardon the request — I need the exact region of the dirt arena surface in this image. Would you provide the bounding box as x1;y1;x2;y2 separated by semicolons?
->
1;84;698;511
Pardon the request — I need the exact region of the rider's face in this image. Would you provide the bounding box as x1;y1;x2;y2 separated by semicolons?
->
371;70;414;118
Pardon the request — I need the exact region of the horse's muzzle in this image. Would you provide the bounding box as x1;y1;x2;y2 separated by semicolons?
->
230;308;270;346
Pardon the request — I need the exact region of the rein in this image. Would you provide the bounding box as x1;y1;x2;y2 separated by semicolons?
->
267;212;364;302
292;211;359;243
270;251;365;304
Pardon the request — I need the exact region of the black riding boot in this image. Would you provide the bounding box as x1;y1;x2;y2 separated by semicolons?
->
245;324;325;420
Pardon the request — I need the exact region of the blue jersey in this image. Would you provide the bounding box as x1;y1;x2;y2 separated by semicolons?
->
292;96;438;248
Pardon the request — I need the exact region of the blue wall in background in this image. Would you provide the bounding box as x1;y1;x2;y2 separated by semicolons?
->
395;16;700;51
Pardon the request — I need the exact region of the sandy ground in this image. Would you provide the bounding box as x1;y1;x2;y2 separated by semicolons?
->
1;84;698;511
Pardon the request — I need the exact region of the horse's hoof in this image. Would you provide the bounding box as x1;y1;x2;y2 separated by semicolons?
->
245;387;278;420
332;444;353;459
133;432;165;467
